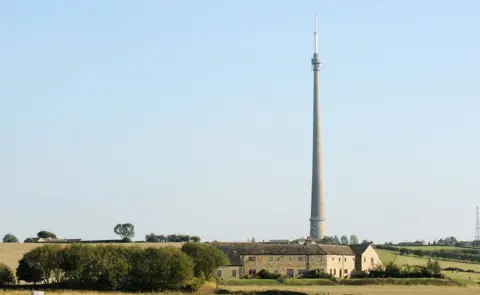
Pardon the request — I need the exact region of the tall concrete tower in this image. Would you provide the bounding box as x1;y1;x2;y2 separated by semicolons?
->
309;14;326;240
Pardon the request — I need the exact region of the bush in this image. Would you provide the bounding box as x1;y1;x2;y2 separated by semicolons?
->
184;272;206;291
256;269;282;280
299;269;333;280
0;263;15;286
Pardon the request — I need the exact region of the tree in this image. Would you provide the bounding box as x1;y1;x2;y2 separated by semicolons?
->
37;231;57;239
129;246;194;290
114;223;135;241
16;244;62;284
3;233;18;243
86;245;131;290
349;235;359;244
444;236;458;246
361;240;372;245
340;235;349;245
190;236;201;243
318;236;335;244
0;263;15;286
181;243;229;279
427;259;441;275
145;233;166;242
60;243;96;285
333;236;341;245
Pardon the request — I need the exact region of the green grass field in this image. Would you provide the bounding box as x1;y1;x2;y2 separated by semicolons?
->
377;249;480;271
377;248;480;283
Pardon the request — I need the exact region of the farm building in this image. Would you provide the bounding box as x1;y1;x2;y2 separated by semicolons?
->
214;242;382;279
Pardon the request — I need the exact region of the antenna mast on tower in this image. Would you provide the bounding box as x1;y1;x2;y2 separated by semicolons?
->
475;207;480;244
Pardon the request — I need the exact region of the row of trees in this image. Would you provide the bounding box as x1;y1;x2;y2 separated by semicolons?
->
320;235;361;245
289;235;364;245
3;243;228;291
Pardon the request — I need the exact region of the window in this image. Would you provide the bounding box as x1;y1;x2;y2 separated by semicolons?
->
248;269;256;275
371;258;374;264
344;258;346;262
338;258;341;262
344;269;348;275
329;269;332;275
276;256;281;261
268;256;273;261
273;268;278;274
333;269;336;275
248;256;256;262
332;257;334;261
363;257;366;262
297;256;303;261
217;270;222;277
231;270;237;277
286;269;294;278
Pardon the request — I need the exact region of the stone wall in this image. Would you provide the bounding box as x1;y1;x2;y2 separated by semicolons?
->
241;254;327;277
325;254;356;278
217;265;242;279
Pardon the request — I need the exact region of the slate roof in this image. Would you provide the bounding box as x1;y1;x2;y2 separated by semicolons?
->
316;244;355;255
214;243;370;266
214;243;328;266
215;244;243;266
349;244;370;255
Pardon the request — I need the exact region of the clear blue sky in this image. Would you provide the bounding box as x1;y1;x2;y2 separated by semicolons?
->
1;0;479;243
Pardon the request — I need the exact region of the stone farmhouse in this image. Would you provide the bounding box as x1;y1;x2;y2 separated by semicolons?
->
214;243;382;279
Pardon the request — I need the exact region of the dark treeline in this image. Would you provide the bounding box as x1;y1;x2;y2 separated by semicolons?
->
5;243;228;291
145;233;200;243
376;245;480;264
